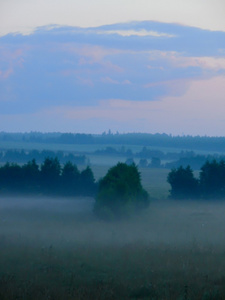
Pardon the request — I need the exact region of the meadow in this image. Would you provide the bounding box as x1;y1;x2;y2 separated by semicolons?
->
0;141;146;153
1;196;225;299
0;141;224;299
90;165;170;199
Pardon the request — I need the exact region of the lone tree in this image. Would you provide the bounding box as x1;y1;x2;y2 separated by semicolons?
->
94;162;149;219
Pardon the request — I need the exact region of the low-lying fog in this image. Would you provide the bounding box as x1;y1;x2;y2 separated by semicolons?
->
1;196;225;249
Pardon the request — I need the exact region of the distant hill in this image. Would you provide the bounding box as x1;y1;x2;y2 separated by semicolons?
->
1;132;225;153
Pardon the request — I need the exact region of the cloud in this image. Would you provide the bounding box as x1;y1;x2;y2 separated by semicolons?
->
165;54;225;71
101;77;119;84
95;29;176;38
122;79;131;85
1;76;225;135
1;0;225;38
144;78;191;98
61;44;121;63
147;51;225;71
0;67;14;79
61;44;124;73
0;47;26;80
0;22;225;135
28;76;225;135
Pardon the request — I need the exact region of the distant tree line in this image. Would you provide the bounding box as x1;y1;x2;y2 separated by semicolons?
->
94;146;225;170
125;157;162;169
1;146;224;172
2;131;225;152
0;149;87;165
0;158;96;197
167;160;225;199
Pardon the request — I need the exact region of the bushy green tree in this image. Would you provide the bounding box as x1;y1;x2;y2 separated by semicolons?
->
167;165;199;199
94;163;149;219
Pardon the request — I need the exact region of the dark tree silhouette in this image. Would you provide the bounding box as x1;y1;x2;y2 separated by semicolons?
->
0;163;22;193
94;163;149;219
79;166;97;196
0;159;97;197
150;157;161;168
138;158;148;168
167;165;199;199
200;160;225;198
40;157;61;194
61;161;80;196
22;159;40;193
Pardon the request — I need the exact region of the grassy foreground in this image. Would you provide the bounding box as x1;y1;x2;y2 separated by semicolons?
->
1;239;225;300
1;197;225;299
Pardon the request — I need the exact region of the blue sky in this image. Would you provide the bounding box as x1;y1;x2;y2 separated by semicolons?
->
1;1;225;135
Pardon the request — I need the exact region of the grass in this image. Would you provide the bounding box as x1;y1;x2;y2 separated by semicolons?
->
0;141;145;153
1;240;225;299
1;198;225;299
139;168;170;199
0;140;220;155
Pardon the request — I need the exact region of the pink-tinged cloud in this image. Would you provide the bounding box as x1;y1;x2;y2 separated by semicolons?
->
0;67;14;79
76;76;94;87
60;44;124;75
0;47;23;60
144;78;191;97
101;77;119;84
122;79;131;85
170;56;225;71
148;51;225;71
0;47;27;80
61;44;123;70
22;75;224;136
62;44;122;61
1;23;225;129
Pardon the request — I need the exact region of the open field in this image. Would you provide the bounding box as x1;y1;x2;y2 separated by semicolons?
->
1;197;225;299
0;140;220;155
0;141;145;153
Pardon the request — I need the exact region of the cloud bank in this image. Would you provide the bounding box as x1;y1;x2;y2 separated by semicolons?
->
0;21;225;135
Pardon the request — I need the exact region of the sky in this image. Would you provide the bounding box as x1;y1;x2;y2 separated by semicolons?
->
1;0;225;136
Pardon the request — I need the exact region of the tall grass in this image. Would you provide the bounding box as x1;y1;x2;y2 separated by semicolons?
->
0;197;225;299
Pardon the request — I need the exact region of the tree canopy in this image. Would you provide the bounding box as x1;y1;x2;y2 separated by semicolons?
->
167;166;199;199
94;162;149;219
0;158;97;197
167;160;225;200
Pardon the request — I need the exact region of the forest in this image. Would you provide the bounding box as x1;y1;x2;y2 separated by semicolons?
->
2;131;225;151
0;158;96;197
168;160;225;199
2;147;225;171
0;149;87;164
2;155;225;203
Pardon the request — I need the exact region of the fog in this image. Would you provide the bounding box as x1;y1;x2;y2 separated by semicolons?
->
1;196;225;249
